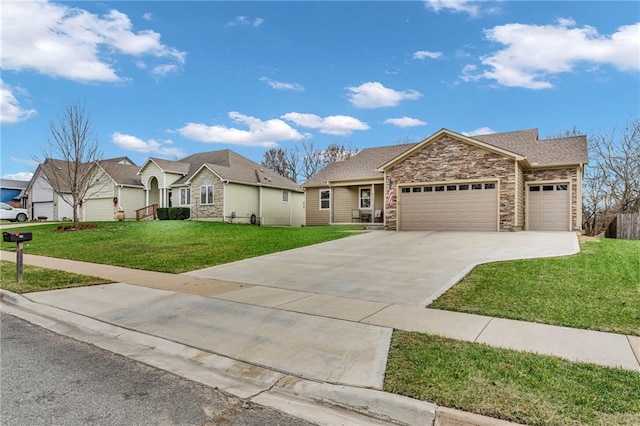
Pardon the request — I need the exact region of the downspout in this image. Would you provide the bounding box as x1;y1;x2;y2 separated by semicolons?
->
259;185;263;225
223;180;228;223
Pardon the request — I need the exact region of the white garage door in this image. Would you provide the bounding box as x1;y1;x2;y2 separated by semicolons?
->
84;198;115;221
527;184;570;231
33;202;53;220
399;182;498;231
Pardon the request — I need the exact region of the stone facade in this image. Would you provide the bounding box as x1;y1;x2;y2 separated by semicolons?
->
523;167;580;231
189;168;225;221
385;136;517;231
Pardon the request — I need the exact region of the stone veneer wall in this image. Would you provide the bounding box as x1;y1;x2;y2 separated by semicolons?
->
523;168;580;231
385;136;517;231
189;168;225;221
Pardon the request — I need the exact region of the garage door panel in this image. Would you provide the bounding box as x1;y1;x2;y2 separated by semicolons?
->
399;182;497;231
528;184;569;231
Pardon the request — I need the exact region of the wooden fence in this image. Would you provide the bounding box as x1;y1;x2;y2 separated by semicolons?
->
605;213;640;240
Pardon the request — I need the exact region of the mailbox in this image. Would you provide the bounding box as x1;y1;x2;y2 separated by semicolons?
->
3;231;32;243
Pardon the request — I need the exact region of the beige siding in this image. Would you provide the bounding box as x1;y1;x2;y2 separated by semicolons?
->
31;174;54;202
164;172;184;187
119;187;146;220
333;187;358;223
305;187;330;225
226;183;259;224
56;194;74;220
290;192;305;227
262;187;292;226
373;184;384;212
140;161;163;188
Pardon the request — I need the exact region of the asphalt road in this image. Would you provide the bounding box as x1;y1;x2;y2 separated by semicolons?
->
1;312;314;426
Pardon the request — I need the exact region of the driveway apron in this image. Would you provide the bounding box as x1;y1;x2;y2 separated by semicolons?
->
186;231;579;307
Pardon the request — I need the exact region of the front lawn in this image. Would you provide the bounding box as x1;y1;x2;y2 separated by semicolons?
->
0;221;361;273
430;238;640;336
0;260;111;293
385;331;640;426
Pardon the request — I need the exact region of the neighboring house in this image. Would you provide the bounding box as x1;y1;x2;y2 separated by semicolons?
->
0;179;28;204
83;157;146;221
25;158;77;220
138;149;305;226
303;128;588;232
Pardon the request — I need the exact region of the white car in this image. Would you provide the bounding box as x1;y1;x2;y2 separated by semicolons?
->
0;202;29;222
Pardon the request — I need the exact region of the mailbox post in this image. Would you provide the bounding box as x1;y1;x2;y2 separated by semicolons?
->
3;232;32;283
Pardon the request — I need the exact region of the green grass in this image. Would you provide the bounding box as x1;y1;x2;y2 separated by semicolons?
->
385;331;640;426
430;238;640;336
0;221;362;273
0;260;111;293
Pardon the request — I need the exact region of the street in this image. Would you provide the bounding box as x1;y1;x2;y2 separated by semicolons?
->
0;313;314;426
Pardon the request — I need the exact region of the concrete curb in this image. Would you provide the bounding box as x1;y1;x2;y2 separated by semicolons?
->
1;289;522;426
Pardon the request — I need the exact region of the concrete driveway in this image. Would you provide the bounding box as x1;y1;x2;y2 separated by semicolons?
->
186;231;579;307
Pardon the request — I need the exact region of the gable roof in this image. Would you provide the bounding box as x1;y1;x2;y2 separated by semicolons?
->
178;150;302;192
303;143;416;187
304;128;588;187
139;157;191;175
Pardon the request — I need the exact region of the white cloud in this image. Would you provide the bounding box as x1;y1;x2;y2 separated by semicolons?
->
2;172;33;181
464;20;640;89
463;127;495;136
424;0;480;17
177;112;307;147
260;77;305;92
142;13;153;21
1;1;185;83
346;82;422;109
384;117;427;128
413;50;443;60
11;156;38;167
281;112;369;136
151;64;180;76
226;16;264;27
112;132;185;158
0;79;36;124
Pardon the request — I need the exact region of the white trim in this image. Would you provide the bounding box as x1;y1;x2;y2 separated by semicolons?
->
319;189;331;210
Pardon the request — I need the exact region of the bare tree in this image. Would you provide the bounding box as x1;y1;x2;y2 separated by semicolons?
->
322;142;359;163
40;102;102;228
261;146;299;182
581;117;640;235
301;141;324;180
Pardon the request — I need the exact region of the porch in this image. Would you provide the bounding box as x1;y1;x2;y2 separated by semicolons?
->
329;183;384;225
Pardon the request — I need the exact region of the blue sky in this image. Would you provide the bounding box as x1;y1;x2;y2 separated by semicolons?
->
2;1;639;180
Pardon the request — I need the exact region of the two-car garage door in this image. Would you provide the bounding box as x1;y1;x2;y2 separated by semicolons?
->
399;181;498;231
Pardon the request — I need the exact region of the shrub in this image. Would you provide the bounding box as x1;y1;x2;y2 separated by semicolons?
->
157;207;190;220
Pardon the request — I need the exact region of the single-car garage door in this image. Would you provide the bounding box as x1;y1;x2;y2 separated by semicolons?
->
527;183;570;231
399;181;498;231
84;198;116;221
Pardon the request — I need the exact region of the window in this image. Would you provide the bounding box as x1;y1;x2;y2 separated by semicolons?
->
543;185;554;191
447;185;457;191
484;183;496;189
200;184;214;204
401;187;411;193
459;184;469;191
180;188;191;205
424;186;433;192
359;188;371;208
282;190;289;203
529;186;541;192
412;187;422;193
319;190;330;210
471;183;482;190
435;185;445;192
556;184;568;191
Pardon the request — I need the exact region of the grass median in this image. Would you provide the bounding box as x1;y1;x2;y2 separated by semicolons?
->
0;221;362;273
385;331;640;426
430;238;640;336
0;260;111;293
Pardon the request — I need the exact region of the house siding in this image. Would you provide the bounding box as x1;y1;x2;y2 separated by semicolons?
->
305;187;331;225
290;191;305;227
120;187;146;220
189;169;225;221
523;167;580;231
225;183;259;224
262;187;292;226
140;162;163;188
333;187;358;223
385;136;517;231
